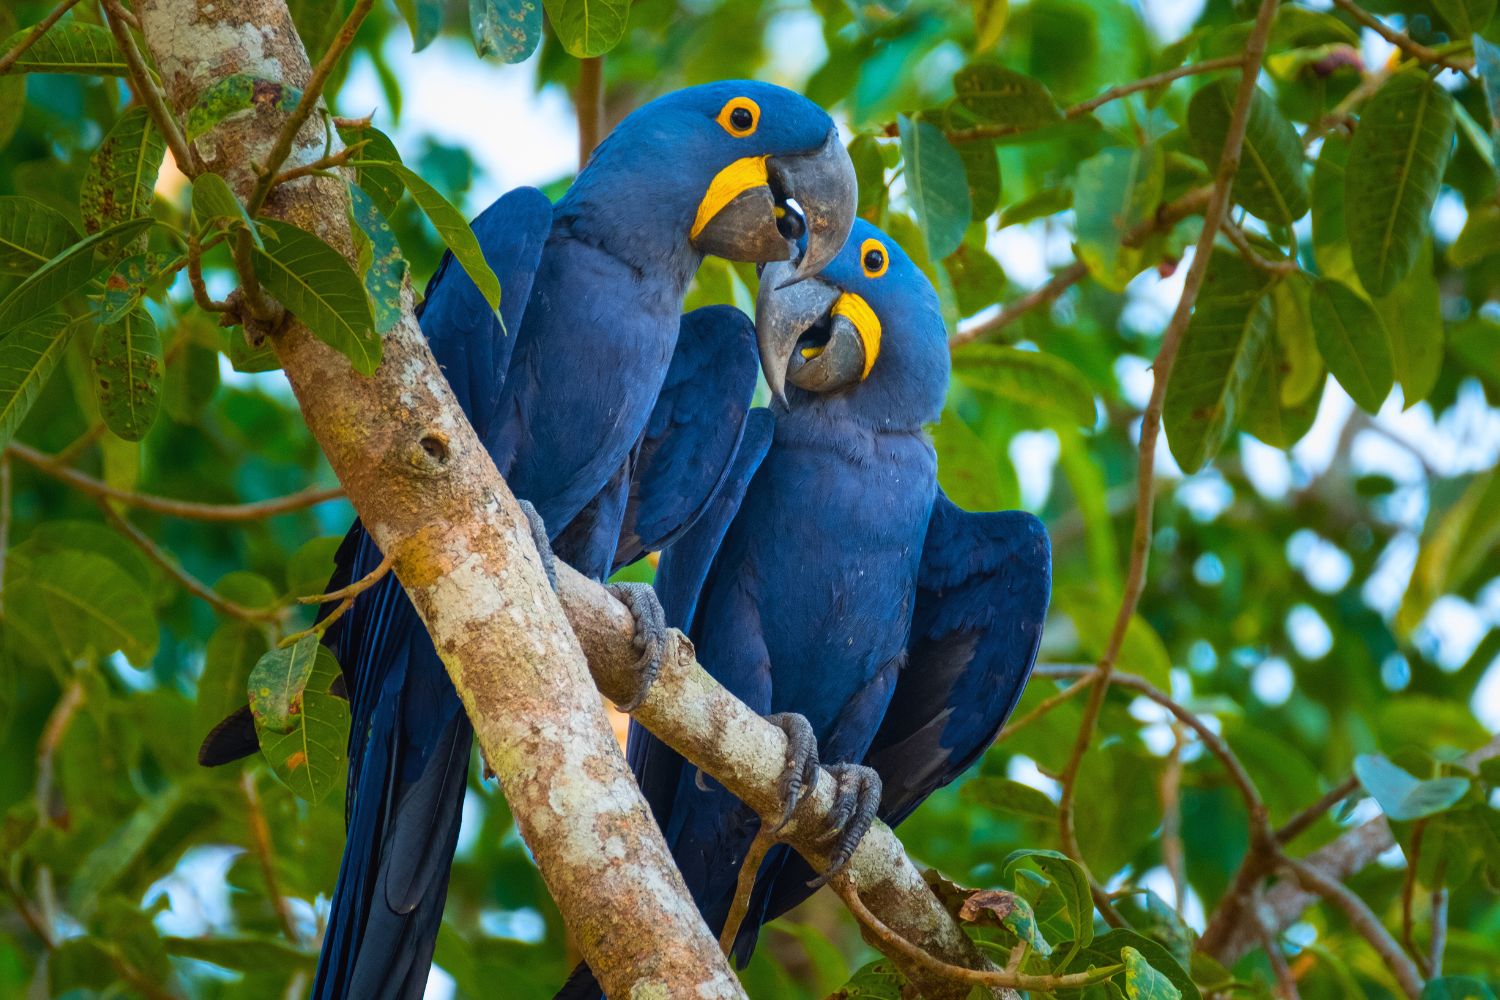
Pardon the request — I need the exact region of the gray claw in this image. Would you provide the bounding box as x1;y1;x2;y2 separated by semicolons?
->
516;499;557;591
606;583;667;712
766;712;820;833
807;763;882;888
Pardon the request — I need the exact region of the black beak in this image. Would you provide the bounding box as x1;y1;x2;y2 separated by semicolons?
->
756;260;868;406
691;128;856;280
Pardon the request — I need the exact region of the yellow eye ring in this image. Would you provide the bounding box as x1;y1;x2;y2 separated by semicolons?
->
860;238;889;278
716;97;760;138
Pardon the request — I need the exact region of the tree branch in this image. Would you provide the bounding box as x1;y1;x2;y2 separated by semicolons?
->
7;441;344;520
1052;0;1279;902
577;56;604;169
1329;0;1469;73
101;0;195;174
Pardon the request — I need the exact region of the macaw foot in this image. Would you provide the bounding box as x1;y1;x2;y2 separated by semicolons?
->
765;712;820;833
807;763;882;888
604;582;667;712
516;499;557;591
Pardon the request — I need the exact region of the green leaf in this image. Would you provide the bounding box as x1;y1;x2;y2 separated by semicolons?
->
1354;753;1471;821
0;216;154;332
1374;238;1443;407
99;253;152;324
469;0;543;62
961;776;1057;821
163;935;315;974
827;959;908;999
0;313;73;449
379;161;503;316
1187;79;1308;225
253;639;348;804
1345;71;1455;296
1003;848;1093;963
1309;278;1392;413
164;338;221;421
1161;251;1272;473
249;635;322;734
191;172;262;248
0;10;22;158
185;74;303;141
932;409;1019;512
1424;977;1498;1000
196;621;269;747
285;535;343;599
1056;930;1200;1000
952;345;1095;427
952;63;1061;128
1311;132;1355;283
392;0;443;51
957;140;1001;221
1074;145;1164;292
898;114;972;260
1122;945;1181;1000
1476;35;1500;156
0;196;79;276
971;0;1008;52
955;888;1050;956
1432;0;1495;38
80;107;165;243
0;24;128;75
251;219;380;375
339;125;405;216
1397;470;1500;637
1054;585;1171;690
1448;201;1500;266
68;785;183;917
347;182;407;334
90;307;163;442
542;0;630;58
944;242;1006;315
26;549;158;662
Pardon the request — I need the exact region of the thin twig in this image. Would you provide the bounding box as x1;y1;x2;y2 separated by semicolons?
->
1052;0;1279;905
832;876;1122;992
719;828;774;954
996;671;1097;741
54;423;108;465
1401;820;1428;974
101;0;195;174
1;871;57;949
1161;722;1187;908
1281;855;1424;1000
1428;886;1447;977
8;441;343;520
299;549;391;604
242;771;301;944
1254;889;1300;1000
244;0;374;216
0;0;86;75
270;138;368;187
577;56;605;169
947;54;1246;143
36;678;85;828
1276;775;1361;845
1222;219;1298;275
1330;0;1469;74
95;500;284;623
187;233;234;313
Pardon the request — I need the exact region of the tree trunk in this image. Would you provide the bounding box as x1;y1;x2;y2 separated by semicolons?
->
134;2;744;996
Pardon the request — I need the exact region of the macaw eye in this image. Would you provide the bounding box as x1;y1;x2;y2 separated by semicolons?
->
860;238;888;278
717;97;760;138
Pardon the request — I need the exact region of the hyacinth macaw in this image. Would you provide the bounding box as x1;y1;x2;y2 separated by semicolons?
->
198;81;856;1000
559;220;1050;998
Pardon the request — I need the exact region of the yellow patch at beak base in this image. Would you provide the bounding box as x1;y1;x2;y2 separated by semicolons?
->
691;156;770;240
831;292;881;379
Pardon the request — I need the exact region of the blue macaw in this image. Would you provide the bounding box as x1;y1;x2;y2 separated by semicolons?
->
197;81;856;1000
558;221;1050;998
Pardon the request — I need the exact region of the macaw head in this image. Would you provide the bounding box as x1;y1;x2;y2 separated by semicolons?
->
560;81;856;283
755;219;949;428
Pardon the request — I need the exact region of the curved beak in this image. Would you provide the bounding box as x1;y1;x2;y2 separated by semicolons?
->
756;260;879;405
691;128;856;280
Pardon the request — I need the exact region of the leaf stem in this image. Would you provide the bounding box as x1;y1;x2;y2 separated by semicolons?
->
101;0;195;175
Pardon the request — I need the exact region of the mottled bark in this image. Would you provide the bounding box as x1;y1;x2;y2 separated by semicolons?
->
134;3;742;997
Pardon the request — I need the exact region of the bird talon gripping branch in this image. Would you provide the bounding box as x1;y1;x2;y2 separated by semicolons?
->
807;763;882;888
606;582;668;712
766;712;821;832
516;498;558;591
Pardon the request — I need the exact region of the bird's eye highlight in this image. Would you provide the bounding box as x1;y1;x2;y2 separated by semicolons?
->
860;238;888;278
717;97;760;137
